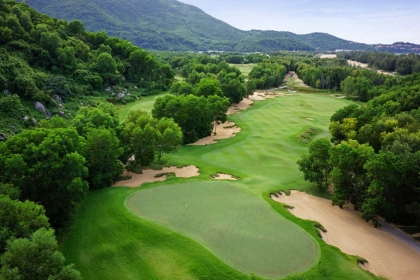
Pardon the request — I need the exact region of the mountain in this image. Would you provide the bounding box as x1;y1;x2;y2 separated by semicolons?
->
19;0;374;52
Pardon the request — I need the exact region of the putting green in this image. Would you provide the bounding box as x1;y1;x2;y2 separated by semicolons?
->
126;181;319;278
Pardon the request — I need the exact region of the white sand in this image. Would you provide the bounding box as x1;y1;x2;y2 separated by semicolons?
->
190;121;241;146
273;191;420;280
211;173;237;181
113;166;199;188
320;54;337;59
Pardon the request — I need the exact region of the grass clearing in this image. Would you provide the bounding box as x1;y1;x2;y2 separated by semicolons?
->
127;181;319;278
230;63;256;78
117;92;168;122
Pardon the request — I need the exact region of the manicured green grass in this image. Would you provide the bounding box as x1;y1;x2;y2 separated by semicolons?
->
117;92;168;122
166;94;354;196
62;92;378;279
231;64;256;78
127;181;319;278
61;185;248;280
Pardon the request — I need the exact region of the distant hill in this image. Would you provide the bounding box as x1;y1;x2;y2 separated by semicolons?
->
20;0;374;52
374;42;420;54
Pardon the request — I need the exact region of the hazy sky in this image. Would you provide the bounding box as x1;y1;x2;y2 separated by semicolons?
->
178;0;420;44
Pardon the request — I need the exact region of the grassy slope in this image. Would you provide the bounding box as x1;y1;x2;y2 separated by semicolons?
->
61;93;378;279
117;92;168;122
127;181;319;278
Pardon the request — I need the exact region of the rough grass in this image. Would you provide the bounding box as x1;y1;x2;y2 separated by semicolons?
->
127;181;319;278
61;92;378;279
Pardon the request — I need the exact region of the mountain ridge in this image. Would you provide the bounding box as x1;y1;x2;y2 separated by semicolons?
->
19;0;375;52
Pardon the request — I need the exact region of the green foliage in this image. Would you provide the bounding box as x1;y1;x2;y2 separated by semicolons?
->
0;128;89;228
0;194;49;254
339;51;420;75
152;94;213;144
0;228;82;280
297;138;332;190
121;109;182;166
85;128;123;189
22;0;373;52
329;140;375;209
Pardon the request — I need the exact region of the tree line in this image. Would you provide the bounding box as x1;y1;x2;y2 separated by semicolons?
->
338;51;420;75
298;73;420;227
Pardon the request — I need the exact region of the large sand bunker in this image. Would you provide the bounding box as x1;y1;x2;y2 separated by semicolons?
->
319;54;337;59
113;166;199;188
273;191;420;280
190;121;241;146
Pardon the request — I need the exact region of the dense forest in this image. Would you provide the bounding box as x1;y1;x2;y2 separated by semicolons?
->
18;0;374;52
298;72;420;227
0;0;180;278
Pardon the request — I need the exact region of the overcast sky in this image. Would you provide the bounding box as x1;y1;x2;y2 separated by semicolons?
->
178;0;420;44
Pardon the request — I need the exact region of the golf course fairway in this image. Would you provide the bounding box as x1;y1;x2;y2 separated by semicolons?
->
61;92;378;279
126;181;319;278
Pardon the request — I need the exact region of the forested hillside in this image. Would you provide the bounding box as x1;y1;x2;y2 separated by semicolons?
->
19;0;373;52
0;0;174;138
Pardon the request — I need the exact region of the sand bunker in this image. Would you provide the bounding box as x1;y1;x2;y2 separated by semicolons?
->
190;121;241;146
210;173;238;181
319;54;337;59
113;166;199;188
272;191;420;280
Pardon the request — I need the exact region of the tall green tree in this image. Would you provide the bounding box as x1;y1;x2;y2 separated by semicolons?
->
85;129;124;189
0;195;49;254
329;140;374;209
297;138;332;190
0;128;88;228
0;228;81;280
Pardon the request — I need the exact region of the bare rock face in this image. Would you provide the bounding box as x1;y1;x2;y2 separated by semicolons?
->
4;89;10;95
23;116;29;121
0;133;6;141
58;110;65;117
117;93;125;99
35;102;47;114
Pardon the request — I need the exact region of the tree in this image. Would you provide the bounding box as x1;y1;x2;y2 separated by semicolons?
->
297;138;332;190
155;118;183;161
72;105;121;137
329;140;374;209
0;228;81;280
153;94;213;144
0;128;88;228
0;195;49;254
85;129;124;189
207;94;230;134
195;78;223;98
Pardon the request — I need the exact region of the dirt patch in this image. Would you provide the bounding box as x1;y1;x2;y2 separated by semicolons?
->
272;191;420;280
347;60;395;76
283;71;309;87
210;173;238;181
113;166;199;188
319;54;337;59
190;121;241;146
